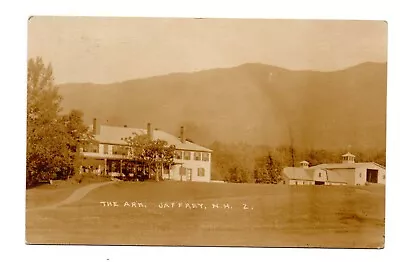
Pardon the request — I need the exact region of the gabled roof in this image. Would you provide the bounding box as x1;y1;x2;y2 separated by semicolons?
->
283;167;348;183
282;167;314;181
312;162;385;170
312;163;359;169
91;125;212;152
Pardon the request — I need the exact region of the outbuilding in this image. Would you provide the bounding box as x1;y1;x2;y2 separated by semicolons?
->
282;152;385;186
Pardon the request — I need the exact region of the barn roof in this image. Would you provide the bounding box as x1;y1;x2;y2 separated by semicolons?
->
312;163;359;169
91;125;212;152
283;167;350;183
282;167;314;181
313;162;385;170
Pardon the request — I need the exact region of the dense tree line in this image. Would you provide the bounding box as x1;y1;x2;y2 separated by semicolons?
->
26;57;92;188
210;141;386;183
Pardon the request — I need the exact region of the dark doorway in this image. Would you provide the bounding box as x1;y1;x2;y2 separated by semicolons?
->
315;181;325;186
366;169;379;183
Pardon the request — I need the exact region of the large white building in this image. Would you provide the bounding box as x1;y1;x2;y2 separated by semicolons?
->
81;118;212;182
282;152;386;186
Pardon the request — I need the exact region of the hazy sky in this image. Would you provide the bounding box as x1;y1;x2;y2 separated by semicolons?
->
28;17;387;84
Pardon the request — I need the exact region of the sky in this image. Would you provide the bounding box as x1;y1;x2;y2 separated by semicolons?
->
28;17;388;84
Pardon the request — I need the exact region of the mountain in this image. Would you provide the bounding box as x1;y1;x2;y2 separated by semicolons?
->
57;62;387;150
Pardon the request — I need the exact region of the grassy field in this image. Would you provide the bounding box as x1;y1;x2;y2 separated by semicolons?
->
26;183;87;209
26;181;385;248
26;174;112;209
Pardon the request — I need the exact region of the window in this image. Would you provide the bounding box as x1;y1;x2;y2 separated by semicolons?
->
179;166;186;175
112;145;129;156
184;151;191;160
187;168;193;180
318;172;322;178
194;152;201;161
112;145;119;155
83;143;98;153
202;152;210;161
103;144;109;154
163;164;170;174
175;150;183;160
198;168;205;177
359;173;362;178
122;146;129;156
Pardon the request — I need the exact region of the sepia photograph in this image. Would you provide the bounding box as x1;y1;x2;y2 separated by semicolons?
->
26;16;387;248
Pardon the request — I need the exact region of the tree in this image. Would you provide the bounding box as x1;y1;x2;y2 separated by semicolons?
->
288;127;296;167
123;133;175;181
59;109;94;179
27;57;63;186
253;152;283;184
228;165;252;183
275;145;297;167
302;148;337;166
210;141;256;183
26;57;92;187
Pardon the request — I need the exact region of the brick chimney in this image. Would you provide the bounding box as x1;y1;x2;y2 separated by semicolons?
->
93;118;100;135
180;126;186;143
147;123;153;139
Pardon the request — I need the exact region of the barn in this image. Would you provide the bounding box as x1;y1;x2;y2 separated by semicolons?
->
282;152;386;186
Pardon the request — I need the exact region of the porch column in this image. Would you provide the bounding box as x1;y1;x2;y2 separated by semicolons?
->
104;158;107;175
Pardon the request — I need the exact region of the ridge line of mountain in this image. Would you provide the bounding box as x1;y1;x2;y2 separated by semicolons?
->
57;61;387;87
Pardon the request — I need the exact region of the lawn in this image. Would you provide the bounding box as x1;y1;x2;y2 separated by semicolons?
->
26;181;385;248
26;183;86;209
26;174;112;209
